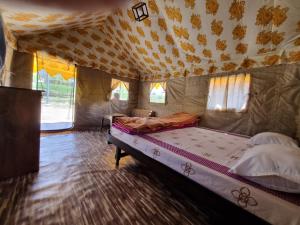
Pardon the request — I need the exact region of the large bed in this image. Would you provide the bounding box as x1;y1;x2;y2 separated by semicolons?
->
109;126;300;225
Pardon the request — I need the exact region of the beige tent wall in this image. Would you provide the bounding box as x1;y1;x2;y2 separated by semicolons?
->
0;45;14;86
0;50;139;130
0;48;33;89
2;49;298;137
9;51;33;89
138;77;207;116
74;66;139;129
297;108;300;140
138;64;300;140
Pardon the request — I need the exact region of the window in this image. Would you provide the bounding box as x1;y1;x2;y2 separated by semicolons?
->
150;82;166;104
111;79;129;101
207;73;250;112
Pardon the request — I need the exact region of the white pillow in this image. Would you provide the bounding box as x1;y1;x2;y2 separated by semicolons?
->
229;144;300;193
249;132;298;148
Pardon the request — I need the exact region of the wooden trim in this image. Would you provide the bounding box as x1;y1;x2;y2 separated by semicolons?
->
107;130;270;225
0;86;43;93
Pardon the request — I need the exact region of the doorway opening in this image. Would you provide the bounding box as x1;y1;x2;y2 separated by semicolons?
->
32;52;76;131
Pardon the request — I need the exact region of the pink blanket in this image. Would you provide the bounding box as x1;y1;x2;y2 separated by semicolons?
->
113;112;199;134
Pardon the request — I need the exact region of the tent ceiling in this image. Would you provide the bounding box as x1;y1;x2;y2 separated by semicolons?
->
2;0;300;81
1;5;111;36
1;0;127;11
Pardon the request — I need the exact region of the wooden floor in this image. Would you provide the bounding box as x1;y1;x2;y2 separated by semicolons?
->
0;131;237;225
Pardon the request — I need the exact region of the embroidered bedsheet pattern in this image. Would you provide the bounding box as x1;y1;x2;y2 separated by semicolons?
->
111;127;300;225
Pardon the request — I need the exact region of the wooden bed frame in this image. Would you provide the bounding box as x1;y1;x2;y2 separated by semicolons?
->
107;130;270;225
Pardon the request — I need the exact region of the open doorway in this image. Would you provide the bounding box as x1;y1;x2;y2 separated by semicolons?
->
32;52;76;131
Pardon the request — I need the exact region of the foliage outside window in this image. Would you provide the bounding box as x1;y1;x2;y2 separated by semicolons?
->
150;82;166;104
111;79;129;101
207;73;250;112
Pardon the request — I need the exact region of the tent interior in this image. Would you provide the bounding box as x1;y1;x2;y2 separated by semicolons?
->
0;0;300;225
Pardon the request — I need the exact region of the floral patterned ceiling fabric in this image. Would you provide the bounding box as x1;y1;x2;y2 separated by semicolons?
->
1;0;300;81
17;27;140;79
1;5;110;36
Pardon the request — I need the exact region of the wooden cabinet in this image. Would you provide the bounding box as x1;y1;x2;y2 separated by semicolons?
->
0;86;42;180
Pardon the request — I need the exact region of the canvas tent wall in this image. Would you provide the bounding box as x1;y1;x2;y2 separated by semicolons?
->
1;50;33;88
138;63;300;141
74;66;139;129
0;0;299;139
0;50;139;129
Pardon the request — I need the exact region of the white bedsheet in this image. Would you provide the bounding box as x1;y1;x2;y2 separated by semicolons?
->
111;127;300;225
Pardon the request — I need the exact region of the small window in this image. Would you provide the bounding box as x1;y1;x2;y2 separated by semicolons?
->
150;82;166;104
111;79;129;101
207;73;250;112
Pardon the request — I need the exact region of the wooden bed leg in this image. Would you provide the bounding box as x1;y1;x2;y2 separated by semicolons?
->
107;130;111;144
100;117;105;132
115;147;121;167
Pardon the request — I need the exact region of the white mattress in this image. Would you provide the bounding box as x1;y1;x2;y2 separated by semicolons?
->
111;127;300;225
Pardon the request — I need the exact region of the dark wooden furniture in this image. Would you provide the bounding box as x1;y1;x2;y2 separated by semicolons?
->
101;113;127;131
0;86;42;180
107;130;270;225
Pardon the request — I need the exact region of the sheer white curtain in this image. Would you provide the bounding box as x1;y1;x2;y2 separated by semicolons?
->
150;82;166;92
150;82;166;103
110;78;129;114
207;73;250;111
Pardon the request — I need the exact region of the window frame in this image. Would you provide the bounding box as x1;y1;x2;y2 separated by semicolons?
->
149;82;167;104
206;73;251;113
111;78;129;102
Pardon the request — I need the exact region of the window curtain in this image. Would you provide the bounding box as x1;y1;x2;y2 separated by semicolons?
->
150;82;156;92
160;82;166;91
123;81;129;91
33;52;76;80
111;79;129;91
150;82;166;92
110;78;129;114
111;78;121;90
207;73;250;111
